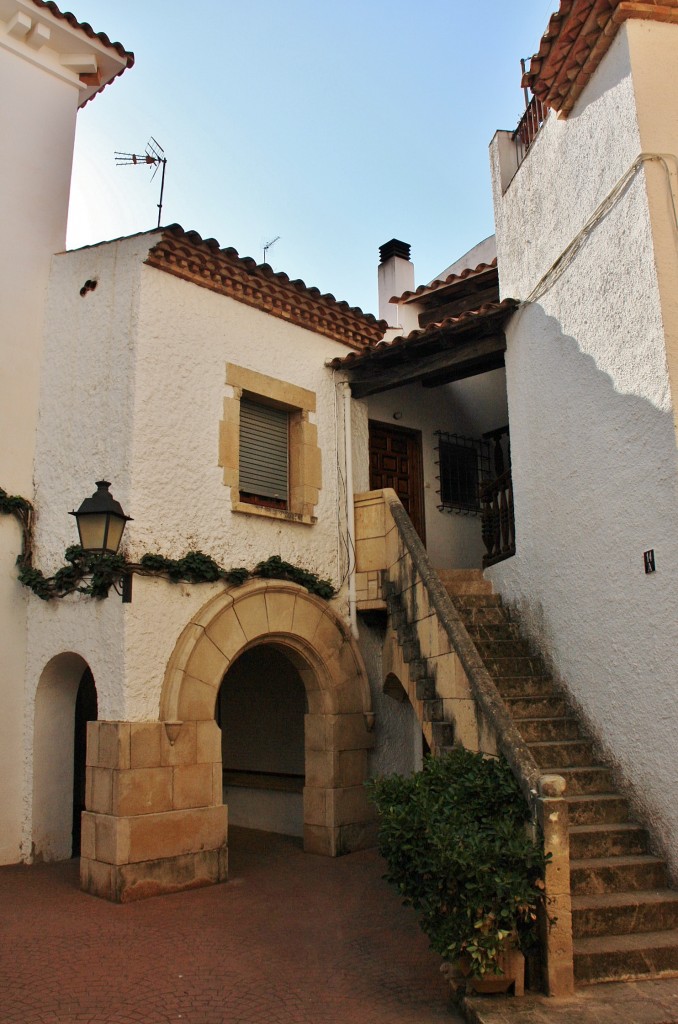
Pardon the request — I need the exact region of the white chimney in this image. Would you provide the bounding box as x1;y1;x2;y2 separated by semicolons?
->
377;239;415;326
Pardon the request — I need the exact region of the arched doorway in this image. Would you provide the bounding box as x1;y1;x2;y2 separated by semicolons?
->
161;579;376;858
33;652;97;862
217;645;307;836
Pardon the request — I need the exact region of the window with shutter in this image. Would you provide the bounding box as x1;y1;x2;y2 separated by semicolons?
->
239;399;289;509
220;364;321;525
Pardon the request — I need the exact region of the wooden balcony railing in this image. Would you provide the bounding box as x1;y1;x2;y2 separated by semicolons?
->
481;469;515;568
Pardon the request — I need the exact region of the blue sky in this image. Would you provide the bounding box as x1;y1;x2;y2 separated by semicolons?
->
67;1;555;314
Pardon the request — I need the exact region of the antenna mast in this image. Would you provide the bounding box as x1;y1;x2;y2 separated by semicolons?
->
115;138;167;227
263;235;280;264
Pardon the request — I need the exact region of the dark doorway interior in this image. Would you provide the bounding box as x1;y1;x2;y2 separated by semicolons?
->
216;645;306;835
72;668;97;857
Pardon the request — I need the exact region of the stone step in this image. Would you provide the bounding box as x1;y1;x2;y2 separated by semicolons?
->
407;658;427;681
485;655;546;677
528;739;595;768
502;695;569;719
422;699;443;722
494;675;557;698
474;638;534;659
401;639;420;662
415;676;436;701
574;928;678;984
450;594;502;610
437;569;486;583
569;823;648;860
465;622;523;642
572;889;678;939
430;722;455;748
570;855;668;896
454;605;509;627
555;766;615;795
516;717;582;743
566;794;631;825
440;577;493;598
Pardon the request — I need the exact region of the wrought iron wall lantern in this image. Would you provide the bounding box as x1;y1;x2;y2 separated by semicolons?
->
70;480;133;601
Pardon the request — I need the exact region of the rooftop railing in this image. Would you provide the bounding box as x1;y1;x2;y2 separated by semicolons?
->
513;93;546;168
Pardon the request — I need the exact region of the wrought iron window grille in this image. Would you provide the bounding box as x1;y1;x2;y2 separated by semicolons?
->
434;432;491;516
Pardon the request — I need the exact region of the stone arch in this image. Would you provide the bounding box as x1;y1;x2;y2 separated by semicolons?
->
33;651;95;862
161;579;375;856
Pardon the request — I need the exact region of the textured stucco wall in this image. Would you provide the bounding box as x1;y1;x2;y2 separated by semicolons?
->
0;33;80;866
627;19;678;439
23;234;376;852
489;24;678;873
28;233;355;706
367;371;508;569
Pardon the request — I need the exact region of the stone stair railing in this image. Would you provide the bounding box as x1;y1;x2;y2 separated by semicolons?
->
354;489;575;996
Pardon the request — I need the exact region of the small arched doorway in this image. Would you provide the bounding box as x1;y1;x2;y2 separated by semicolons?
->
33;652;97;862
217;645;307;836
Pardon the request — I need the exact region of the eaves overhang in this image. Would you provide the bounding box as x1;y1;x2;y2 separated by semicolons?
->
392;259;498;304
328;298;519;397
0;0;134;105
523;0;678;118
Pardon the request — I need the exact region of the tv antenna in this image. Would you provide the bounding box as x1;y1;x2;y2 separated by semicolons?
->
115;138;167;227
263;235;280;264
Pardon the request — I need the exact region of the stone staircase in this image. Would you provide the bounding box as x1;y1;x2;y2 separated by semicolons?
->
438;569;678;986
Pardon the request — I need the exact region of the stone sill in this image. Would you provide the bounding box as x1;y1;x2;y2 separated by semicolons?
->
356;598;387;612
232;501;316;526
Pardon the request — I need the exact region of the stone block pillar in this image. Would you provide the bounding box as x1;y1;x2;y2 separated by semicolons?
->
80;720;227;902
304;711;377;856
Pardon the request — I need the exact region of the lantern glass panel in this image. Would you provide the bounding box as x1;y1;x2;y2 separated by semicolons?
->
77;514;109;552
105;517;125;554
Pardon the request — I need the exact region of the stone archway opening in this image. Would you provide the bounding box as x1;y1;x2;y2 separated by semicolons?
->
217;644;307;837
33;652;97;863
81;580;376;902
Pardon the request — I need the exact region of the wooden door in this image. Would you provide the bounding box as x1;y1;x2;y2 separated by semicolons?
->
369;420;426;543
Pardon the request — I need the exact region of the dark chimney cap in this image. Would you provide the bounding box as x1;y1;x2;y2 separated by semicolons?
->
379;239;411;264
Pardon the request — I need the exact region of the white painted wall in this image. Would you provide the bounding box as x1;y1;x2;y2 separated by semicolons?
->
489;25;678;874
23;234;380;853
367;370;509;569
0;14;85;865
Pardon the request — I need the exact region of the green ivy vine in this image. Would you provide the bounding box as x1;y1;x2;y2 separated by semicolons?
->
1;487;335;602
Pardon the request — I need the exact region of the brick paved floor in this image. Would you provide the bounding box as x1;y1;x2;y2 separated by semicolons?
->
463;977;678;1024
0;828;460;1024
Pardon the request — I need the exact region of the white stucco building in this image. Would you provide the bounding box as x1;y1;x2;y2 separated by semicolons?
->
0;0;133;868
2;0;677;993
488;0;678;874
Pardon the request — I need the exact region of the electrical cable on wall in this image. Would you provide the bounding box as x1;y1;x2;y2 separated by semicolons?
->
526;152;678;304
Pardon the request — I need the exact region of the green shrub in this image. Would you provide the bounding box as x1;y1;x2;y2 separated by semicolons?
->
366;749;547;977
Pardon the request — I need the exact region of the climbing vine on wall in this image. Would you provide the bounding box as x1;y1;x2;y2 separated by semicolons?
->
0;487;335;602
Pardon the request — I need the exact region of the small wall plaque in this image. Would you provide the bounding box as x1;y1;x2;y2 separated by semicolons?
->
643;549;656;574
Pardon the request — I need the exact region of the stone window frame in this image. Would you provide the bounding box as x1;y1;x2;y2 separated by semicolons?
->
219;363;322;525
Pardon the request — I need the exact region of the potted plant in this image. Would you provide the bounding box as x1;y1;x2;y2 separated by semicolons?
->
366;748;547;995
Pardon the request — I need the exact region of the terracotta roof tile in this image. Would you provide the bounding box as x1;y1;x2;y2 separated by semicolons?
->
391;259;498;304
30;0;134;103
328;298;518;370
145;225;387;351
524;0;678;117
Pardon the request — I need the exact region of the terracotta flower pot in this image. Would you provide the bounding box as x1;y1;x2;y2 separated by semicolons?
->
442;945;525;997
